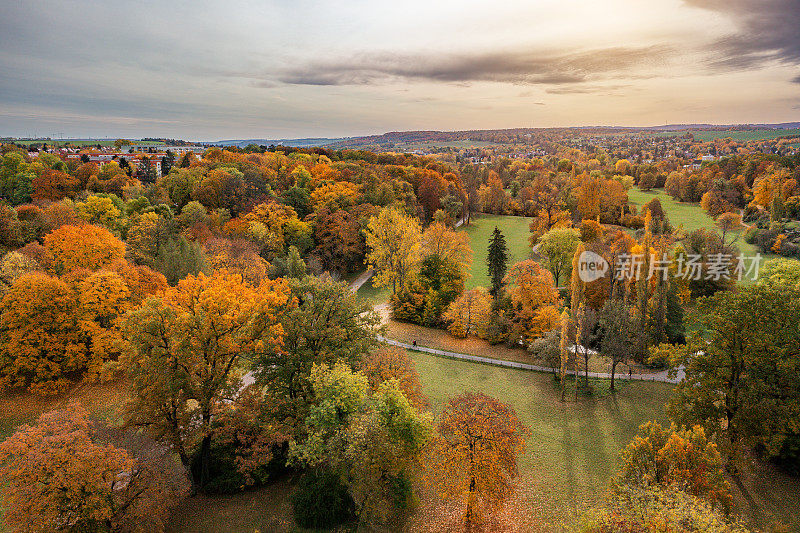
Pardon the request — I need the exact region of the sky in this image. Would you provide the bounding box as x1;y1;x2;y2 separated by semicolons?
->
1;0;799;141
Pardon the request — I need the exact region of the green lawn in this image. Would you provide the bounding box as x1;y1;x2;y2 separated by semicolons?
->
647;128;800;142
410;350;673;528
460;214;533;289
355;274;390;305
627;188;767;258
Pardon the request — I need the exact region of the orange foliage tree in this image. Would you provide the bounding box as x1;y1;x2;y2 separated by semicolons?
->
0;272;87;394
504;260;561;343
361;345;426;409
619;421;731;510
426;392;529;531
120;270;289;492
43;224;125;274
0;403;183;533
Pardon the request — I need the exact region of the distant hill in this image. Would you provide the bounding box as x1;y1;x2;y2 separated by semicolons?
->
206;123;800;149
209;138;348;148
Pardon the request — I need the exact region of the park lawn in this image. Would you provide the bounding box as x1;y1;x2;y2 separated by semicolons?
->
356;274;390;305
0;379;128;440
627;187;769;258
460;214;533;290
408;351;674;530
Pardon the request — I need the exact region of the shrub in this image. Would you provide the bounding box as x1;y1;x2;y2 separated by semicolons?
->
292;470;355;529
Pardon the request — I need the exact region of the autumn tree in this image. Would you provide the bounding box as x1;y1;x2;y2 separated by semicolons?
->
0;403;185;533
426;393;529;531
43;223;125;274
31;168;81;201
421;221;472;275
667;284;800;466
716;211;743;246
256;276;381;427
0;272;90;394
120;271;289;492
361;345;426;409
486;226;508;298
366;206;422;294
314;207;366;275
504;260;561;343
537;227;581;287
443;287;492;339
619;421;731;509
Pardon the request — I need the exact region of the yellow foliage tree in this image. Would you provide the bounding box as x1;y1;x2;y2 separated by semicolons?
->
421;222;473;275
0;272;87;394
443;287;492;339
366;206;422;294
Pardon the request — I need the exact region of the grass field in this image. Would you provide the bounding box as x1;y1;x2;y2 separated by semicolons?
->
627;187;768;259
6;139;165;148
647;128;800;142
460;214;533;289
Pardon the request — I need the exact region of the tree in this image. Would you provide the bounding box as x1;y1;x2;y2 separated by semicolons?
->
0;251;39;299
31;168;80;201
120;271;290;492
361;345;426;409
443;287;492;339
759;257;800;289
290;361;432;525
426;392;529;531
580;485;749;533
504;260;561;343
0;403;184;533
153;235;209;285
43;223;125;275
256;276;381;428
667;284;800;466
314;207;366;275
366;206;422;294
716;212;743;246
421;222;472;275
486;227;508;298
0;272;88;394
598;299;636;391
619;421;731;509
537;227;581;287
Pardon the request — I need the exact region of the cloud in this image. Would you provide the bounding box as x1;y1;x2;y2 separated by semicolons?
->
685;0;800;70
546;84;631;95
272;45;670;87
793;75;800;84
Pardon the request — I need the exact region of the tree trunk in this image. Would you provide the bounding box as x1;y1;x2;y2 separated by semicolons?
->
610;361;617;392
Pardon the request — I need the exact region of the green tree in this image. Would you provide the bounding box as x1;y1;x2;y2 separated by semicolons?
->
667;284;800;465
256;276;382;428
537;227;580;287
486;227;508;298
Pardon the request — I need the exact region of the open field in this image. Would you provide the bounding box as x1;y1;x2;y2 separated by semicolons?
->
5;139;165;148
627;187;769;259
647;128;800;142
460;214;533;289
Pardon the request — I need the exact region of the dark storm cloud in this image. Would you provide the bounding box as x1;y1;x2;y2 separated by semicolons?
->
685;0;800;70
275;46;670;86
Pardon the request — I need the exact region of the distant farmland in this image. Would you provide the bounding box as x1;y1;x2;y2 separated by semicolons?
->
649;128;800;142
7;139;165;148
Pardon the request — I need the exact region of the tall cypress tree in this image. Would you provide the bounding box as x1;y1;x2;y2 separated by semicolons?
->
487;227;508;297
